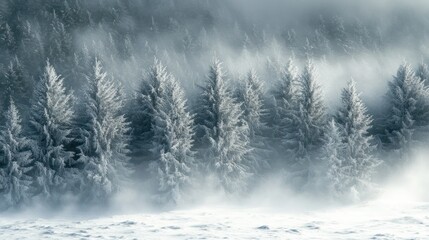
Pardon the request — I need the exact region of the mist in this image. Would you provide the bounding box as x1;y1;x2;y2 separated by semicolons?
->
0;0;429;239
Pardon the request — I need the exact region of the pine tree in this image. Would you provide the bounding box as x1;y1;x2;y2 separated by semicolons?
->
0;100;32;209
78;59;131;202
0;57;30;111
271;59;299;141
151;71;195;204
21;20;45;65
29;61;74;200
385;64;429;153
312;28;331;57
336;80;378;194
329;16;350;54
182;28;195;54
292;61;326;169
241;70;265;139
131;58;170;160
416;62;429;86
239;70;268;173
323;119;347;196
197;59;251;192
1;23;16;53
49;11;72;63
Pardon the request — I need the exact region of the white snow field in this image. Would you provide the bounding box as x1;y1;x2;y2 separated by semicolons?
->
0;200;428;240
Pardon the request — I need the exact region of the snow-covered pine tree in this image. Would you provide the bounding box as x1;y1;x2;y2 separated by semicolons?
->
270;59;299;141
197;59;251;193
78;59;131;202
312;28;331;57
292;61;326;174
1;23;16;53
131;58;170;161
336;80;378;195
416;62;429;86
49;10;72;64
385;64;429;154
182;28;195;55
322;119;347;196
151;71;195;204
29;61;74;201
20;20;45;67
241;70;265;139
329;15;351;55
0;99;32;209
239;69;269;173
0;57;30;111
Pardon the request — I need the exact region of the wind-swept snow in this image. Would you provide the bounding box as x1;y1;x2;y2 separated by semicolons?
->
1;200;428;240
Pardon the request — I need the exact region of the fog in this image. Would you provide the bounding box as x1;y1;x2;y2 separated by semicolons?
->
72;0;429;109
1;1;429;239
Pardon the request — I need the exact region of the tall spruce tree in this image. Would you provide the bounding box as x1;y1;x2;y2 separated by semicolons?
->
239;70;269;173
292;61;326;178
416;62;429;86
0;57;30;111
1;23;16;53
197;59;251;192
151;70;195;203
322;119;347;196
29;61;74;200
241;70;265;139
271;59;299;141
0;100;32;209
336;80;378;195
131;58;170;160
78;59;131;202
385;64;429;155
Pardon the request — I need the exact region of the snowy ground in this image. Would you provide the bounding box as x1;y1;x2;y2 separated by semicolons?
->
0;200;428;240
